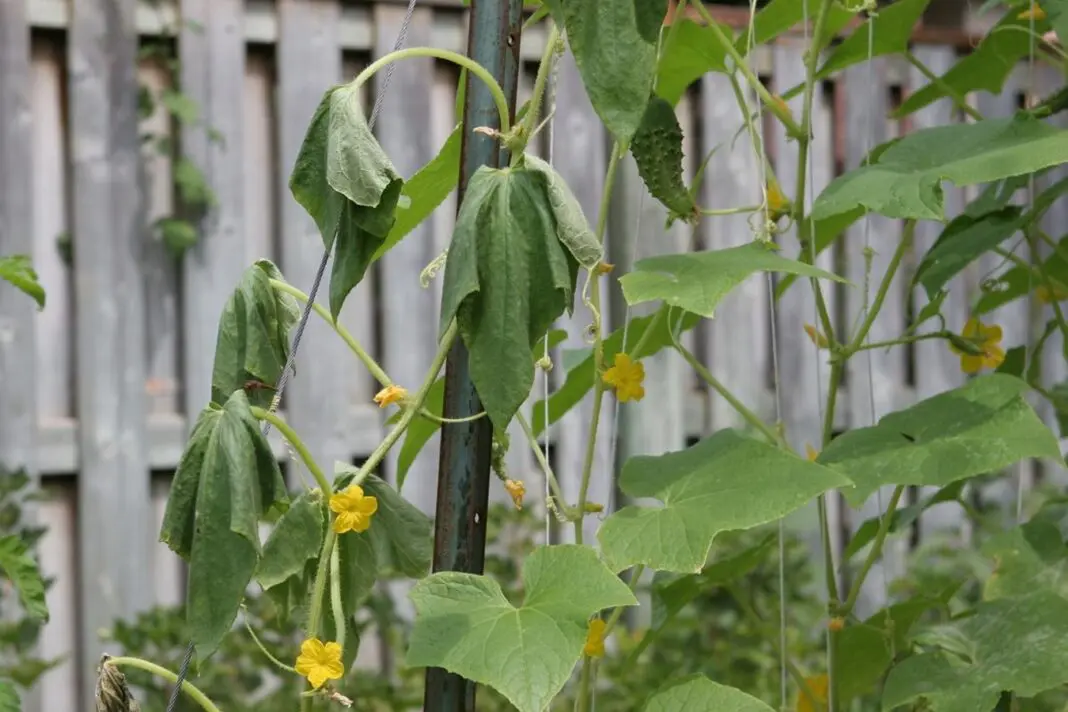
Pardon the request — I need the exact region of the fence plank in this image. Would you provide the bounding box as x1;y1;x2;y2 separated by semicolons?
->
277;0;352;479
36;486;79;712
68;0;152;702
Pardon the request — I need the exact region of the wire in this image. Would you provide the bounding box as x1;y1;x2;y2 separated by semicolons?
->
164;0;420;707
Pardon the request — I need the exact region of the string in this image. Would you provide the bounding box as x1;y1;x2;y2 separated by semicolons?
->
163;0;420;707
1019;0;1037;525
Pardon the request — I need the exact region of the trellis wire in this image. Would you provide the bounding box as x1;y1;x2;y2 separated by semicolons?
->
1019;0;1037;525
162;0;420;707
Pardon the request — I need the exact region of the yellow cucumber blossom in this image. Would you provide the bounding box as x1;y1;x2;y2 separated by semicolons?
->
1019;2;1047;21
1036;283;1068;303
603;353;645;402
295;638;344;690
803;323;829;349
329;484;378;534
767;180;792;220
504;479;525;511
583;618;606;658
373;384;407;408
949;317;1005;374
796;673;829;712
805;443;819;462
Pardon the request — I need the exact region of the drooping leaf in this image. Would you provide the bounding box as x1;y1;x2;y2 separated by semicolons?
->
0;535;48;623
813;115;1068;221
544;0;667;141
981;519;1068;601
620;242;845;318
598;429;851;573
406;544;637;712
816;0;931;79
0;255;45;309
655;19;728;107
882;590;1068;712
210;260;300;410
643;674;775;712
531;306;701;436
256;489;324;591
289;83;404;320
894;11;1039;118
523;155;603;268
629;95;697;221
373;123;463;263
439;166;579;430
817;374;1063;507
159;390;289;661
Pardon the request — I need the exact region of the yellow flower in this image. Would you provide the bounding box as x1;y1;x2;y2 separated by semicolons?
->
803;323;829;349
329;484;379;534
583;618;606;658
1019;2;1047;21
295;638;344;690
805;443;819;462
373;384;407;408
504;479;525;510
594;261;615;275
827;616;845;632
1036;283;1068;303
603;353;645;402
767;180;792;220
948;317;1005;374
796;673;829;712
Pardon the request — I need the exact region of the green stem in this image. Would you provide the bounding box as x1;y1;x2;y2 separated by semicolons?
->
846;221;915;354
851;330;954;352
903;51;984;121
574;658;593;712
602;565;645;638
251;407;332;494
306;528;337;641
420;410;486;425
516;411;572;514
330;536;346;652
838;485;906;617
354;48;511;134
699;204;762;216
690;1;804;139
104;657;223;712
242;611;298;674
513;21;561;165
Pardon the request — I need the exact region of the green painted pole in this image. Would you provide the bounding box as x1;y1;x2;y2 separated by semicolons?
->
424;1;523;711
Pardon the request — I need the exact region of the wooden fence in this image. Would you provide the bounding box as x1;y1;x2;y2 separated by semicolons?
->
0;1;1066;710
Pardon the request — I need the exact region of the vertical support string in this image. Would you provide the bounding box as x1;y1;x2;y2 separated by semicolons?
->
1020;1;1037;524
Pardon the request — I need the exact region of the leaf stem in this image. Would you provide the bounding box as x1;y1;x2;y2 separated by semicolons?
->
699;204;762;216
251;407;332;494
306;528;337;641
903;51;984;122
845;221;914;354
513;21;561;165
850;330;955;352
837;485;905;617
515;411;572;514
330;537;346;651
354;48;511;134
241;610;298;674
601;564;645;638
103;657;223;712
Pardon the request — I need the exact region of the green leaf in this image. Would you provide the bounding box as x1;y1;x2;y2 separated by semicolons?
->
655;19;728;107
288;84;404;320
406;544;637;712
0;681;18;712
256;490;324;591
160;88;199;124
812;115;1068;221
159;390;288;661
0;255;45;309
599;429;851;573
882;590;1068;712
981;520;1068;600
544;0;666;141
439;166;578;429
1040;0;1068;45
737;0;853;56
1050;379;1068;438
156;217;199;255
844;481;965;560
0;535;48;623
629;95;697;221
372;124;462;263
816;0;931;79
818;374;1063;507
774;207;864;299
175;157;215;209
531;306;701;436
620;242;845;318
977;234;1068;316
893;11;1038;118
643;674;774;712
210;260;300;410
523;155;603;268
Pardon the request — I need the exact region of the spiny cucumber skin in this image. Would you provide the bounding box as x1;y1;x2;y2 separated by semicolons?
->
631;96;698;222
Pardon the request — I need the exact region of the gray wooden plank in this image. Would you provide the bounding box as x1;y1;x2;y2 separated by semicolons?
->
552;50;614;546
909;45;970;541
67;0;152;703
179;0;249;418
35;485;79;712
277;0;352;479
842;57;909;618
243;52;276;265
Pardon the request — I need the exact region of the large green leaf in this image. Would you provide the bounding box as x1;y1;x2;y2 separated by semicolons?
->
981;519;1068;601
523;155;603;268
629;95;697;221
812;115;1068;221
159;390;288;661
373;124;462;263
643;674;774;711
817;374;1063;507
406;544;637;712
210;260;300;410
620;242;845;318
0;535;48;623
0;255;45;309
255;489;324;591
977;234;1068;315
439;166;579;430
655;19;728;107
288;84;403;320
882;590;1068;712
544;0;667;141
598;429;851;573
530;306;701;436
816;0;931;79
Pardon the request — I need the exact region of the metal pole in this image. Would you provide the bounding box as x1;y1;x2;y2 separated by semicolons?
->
424;1;523;711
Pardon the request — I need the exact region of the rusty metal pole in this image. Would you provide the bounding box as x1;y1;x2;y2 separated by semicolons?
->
424;1;523;711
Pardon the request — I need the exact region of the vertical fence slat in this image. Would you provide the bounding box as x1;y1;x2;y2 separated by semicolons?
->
842;58;908;618
277;0;351;477
37;486;78;712
68;0;151;702
552;51;613;545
